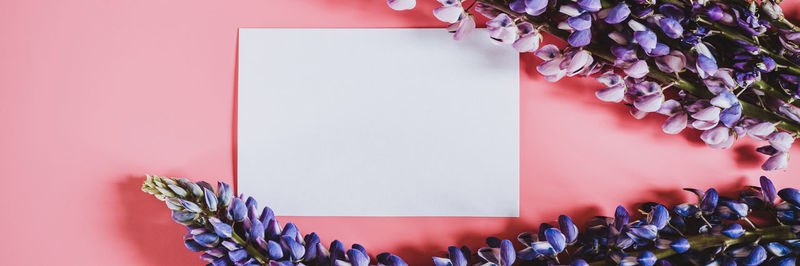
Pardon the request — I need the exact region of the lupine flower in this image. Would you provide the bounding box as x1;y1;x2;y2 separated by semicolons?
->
142;175;407;266
605;3;631;25
422;175;800;265
522;0;547;16
403;0;799;171
512;22;541;52
595;72;626;102
434;6;464;24
447;13;475;41
486;13;518;44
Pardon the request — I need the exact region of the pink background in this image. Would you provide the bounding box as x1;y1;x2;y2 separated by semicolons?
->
2;0;799;265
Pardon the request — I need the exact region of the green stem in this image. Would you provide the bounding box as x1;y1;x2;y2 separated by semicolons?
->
232;231;268;263
588;225;797;265
695;18;800;76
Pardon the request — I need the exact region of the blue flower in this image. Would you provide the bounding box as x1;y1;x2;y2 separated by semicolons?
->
559;215;579;244
638;250;657;266
673;203;698;217
448;246;468;266
531;241;557;256
721;200;750;218
615;205;630;231
628;225;658;242
203;187;219;212
765;242;791;257
760;176;778;205
721;223;745;238
172;210;198;225
544;228;567;253
217;182;233;207
500;239;516;266
719;103;743;128
778;188;800;206
670;238;690;253
185;239;207;252
230;197;246;222
700;188;719;213
571;259;590;266
649;205;669;230
743;245;767;265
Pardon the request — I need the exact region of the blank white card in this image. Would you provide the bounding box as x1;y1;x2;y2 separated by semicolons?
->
237;28;519;216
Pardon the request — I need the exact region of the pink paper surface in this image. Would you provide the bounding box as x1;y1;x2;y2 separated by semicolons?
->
1;0;799;265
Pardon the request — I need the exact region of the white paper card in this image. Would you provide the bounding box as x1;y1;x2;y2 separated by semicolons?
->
237;28;518;216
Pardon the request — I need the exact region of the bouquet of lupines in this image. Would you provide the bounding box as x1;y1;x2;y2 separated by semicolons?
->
388;0;800;170
431;176;800;265
144;175;799;265
141;175;409;266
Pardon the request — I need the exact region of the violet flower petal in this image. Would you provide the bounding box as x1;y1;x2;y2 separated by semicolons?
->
524;0;548;16
778;188;800;206
387;0;415;10
568;29;592;47
663;112;688;134
719;103;742;128
760;176;777;204
659;17;684;39
577;0;600;12
767;131;794;152
605;3;631;24
567;13;592;31
433;6;463;23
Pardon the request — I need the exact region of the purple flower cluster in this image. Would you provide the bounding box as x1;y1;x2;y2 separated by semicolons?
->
142;175;408;266
144;175;799;265
388;0;800;171
433;176;800;265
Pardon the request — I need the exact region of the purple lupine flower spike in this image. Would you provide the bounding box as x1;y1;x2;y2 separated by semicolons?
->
146;175;800;266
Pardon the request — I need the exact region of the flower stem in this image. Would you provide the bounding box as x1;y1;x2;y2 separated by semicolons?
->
587;225;797;265
231;231;268;263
